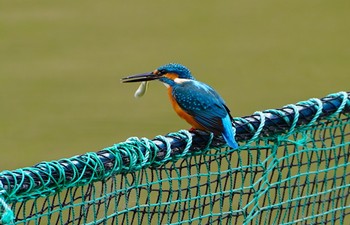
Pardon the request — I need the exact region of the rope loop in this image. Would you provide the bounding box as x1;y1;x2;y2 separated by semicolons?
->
283;104;299;137
154;135;172;165
298;98;323;127
326;91;349;118
244;111;266;147
167;130;193;160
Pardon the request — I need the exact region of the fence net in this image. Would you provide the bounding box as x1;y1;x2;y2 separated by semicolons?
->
0;91;349;225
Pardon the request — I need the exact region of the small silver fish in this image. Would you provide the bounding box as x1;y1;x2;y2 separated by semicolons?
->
134;81;149;98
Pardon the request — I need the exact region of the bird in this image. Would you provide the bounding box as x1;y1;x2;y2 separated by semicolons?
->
121;63;238;149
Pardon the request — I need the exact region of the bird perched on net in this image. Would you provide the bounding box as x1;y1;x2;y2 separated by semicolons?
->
122;63;238;149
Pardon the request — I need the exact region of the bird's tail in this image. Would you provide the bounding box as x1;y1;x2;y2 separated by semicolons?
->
222;115;239;149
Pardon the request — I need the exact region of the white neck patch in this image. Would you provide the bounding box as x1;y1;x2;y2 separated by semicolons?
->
174;78;191;84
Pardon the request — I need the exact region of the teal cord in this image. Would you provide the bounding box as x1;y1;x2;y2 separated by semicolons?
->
239;111;266;147
0;181;14;224
0;91;348;205
327;91;349;118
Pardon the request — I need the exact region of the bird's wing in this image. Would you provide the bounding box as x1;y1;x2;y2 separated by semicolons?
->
172;81;231;134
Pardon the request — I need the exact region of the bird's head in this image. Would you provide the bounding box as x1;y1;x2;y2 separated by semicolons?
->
121;63;195;86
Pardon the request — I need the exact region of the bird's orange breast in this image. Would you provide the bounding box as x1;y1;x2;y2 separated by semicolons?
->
167;87;206;130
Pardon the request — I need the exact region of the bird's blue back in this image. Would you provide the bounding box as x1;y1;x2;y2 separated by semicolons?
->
171;80;238;149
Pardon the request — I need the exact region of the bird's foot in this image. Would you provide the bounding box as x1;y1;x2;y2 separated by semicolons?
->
189;127;197;132
188;127;210;136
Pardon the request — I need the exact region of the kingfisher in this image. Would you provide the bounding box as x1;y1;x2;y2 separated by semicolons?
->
121;63;238;149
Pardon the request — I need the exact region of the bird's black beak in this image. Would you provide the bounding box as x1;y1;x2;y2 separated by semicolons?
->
121;72;160;83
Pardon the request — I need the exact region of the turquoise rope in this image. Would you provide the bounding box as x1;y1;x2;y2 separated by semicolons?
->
231;91;349;152
0;91;348;204
246;111;266;146
297;98;323;127
0;181;14;224
327;91;348;118
283;104;299;137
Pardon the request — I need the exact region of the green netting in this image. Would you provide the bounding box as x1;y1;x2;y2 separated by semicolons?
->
0;91;349;225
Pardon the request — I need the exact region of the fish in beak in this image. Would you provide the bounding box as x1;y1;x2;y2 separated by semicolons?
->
121;72;160;98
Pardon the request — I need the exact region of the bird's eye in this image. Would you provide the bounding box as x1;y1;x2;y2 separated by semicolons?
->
157;70;166;75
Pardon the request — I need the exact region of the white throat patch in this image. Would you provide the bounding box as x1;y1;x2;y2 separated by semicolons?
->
174;78;191;84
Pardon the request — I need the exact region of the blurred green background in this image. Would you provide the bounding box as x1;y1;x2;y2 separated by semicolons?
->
0;1;349;170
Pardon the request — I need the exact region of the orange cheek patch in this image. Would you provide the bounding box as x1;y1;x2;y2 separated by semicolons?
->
164;73;179;80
